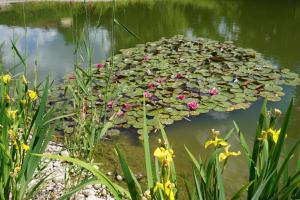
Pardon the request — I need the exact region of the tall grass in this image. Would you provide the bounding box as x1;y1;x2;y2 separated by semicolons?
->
62;0;141;192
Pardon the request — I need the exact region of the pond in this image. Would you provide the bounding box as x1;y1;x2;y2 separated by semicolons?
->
0;0;300;197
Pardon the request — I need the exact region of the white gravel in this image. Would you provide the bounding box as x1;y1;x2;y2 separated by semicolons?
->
31;141;115;200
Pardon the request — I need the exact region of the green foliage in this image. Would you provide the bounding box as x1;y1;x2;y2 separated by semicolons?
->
235;99;300;200
0;73;55;200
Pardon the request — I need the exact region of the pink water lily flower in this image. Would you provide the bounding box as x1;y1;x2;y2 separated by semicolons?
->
117;110;124;117
107;100;114;109
147;82;157;89
208;87;219;96
143;91;153;98
187;101;199;111
143;55;150;61
178;95;186;100
122;102;131;110
176;73;183;79
96;63;104;69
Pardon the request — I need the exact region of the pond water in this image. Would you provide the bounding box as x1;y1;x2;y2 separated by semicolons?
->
0;0;300;197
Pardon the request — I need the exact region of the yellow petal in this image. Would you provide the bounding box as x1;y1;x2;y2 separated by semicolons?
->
219;153;227;162
2;74;12;84
218;140;229;147
204;140;214;149
21;143;30;151
27;90;38;101
229;151;241;156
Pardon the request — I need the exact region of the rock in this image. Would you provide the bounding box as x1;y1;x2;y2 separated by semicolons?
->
86;195;100;200
82;189;95;197
116;175;123;181
60;150;69;157
53;176;64;184
46;186;54;191
93;165;99;170
100;189;107;196
107;171;112;176
135;173;143;181
93;184;101;190
74;194;85;200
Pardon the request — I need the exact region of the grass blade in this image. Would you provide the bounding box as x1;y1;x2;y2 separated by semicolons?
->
115;145;142;200
142;97;153;189
114;19;141;40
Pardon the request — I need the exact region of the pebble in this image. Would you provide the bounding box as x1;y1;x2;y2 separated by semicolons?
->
100;189;107;196
93;184;101;190
82;189;95;197
29;142;113;200
116;175;123;181
60;150;69;157
74;194;85;200
107;171;113;176
86;195;101;200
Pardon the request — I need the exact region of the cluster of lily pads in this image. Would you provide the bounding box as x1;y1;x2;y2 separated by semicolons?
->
60;35;300;137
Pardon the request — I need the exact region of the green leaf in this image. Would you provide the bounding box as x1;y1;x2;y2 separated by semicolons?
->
251;170;276;200
270;99;293;169
185;146;206;183
114;19;141;40
248;99;267;198
231;181;254;200
193;169;203;200
216;157;226;200
115;145;142;200
142;97;153;189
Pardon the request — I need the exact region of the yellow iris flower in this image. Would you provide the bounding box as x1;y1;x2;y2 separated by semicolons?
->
6;108;18;120
204;129;228;149
27;90;38;101
154;147;174;165
154;181;175;200
21;143;30;151
1;74;12;84
219;145;241;162
260;128;284;144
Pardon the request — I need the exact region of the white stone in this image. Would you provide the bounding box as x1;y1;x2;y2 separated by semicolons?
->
93;184;101;190
100;189;107;196
60;150;69;157
86;195;101;200
53;175;64;184
74;194;85;200
82;189;95;197
116;175;123;181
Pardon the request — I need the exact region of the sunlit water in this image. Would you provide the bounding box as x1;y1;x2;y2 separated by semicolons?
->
0;0;300;197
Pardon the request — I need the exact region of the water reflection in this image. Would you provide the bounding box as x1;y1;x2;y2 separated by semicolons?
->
0;24;111;80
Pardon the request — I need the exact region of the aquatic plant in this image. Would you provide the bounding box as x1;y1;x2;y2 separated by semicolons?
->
0;73;56;200
53;35;300;138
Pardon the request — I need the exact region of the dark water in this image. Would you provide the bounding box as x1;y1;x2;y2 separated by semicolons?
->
0;0;300;196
